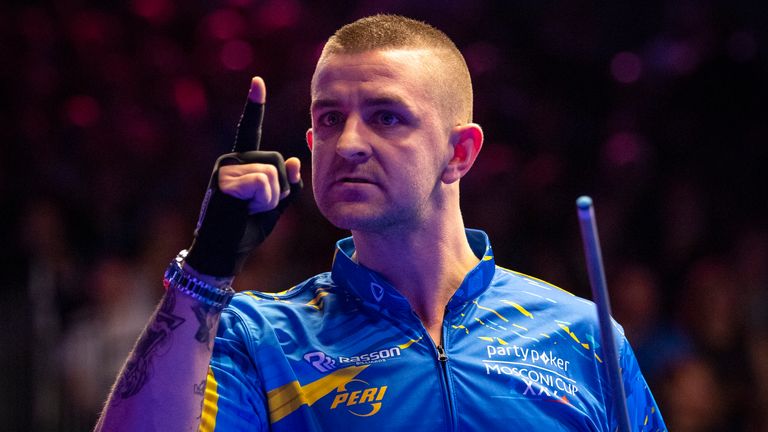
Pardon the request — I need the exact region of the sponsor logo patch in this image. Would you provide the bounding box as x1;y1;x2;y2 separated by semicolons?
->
304;351;337;372
330;378;388;417
370;283;384;302
305;347;402;372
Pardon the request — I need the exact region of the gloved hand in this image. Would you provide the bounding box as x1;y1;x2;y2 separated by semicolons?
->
184;77;302;277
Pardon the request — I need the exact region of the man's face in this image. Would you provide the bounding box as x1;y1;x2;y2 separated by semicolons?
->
308;49;455;233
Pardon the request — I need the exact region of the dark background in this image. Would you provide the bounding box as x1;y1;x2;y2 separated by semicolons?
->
1;0;766;430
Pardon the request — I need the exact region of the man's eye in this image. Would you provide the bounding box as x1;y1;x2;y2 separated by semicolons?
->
320;112;343;127
374;111;400;126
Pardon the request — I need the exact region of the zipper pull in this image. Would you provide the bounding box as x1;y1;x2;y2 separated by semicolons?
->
436;345;448;362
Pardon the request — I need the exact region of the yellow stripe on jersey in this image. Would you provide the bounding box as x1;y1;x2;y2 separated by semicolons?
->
500;300;534;319
497;266;575;296
242;291;264;301
306;290;330;310
398;336;423;350
198;366;220;432
473;299;510;322
268;365;368;423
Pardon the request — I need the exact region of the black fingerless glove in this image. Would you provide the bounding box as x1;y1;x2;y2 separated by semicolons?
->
183;81;302;277
184;152;302;277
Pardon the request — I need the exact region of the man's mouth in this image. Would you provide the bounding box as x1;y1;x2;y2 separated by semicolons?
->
338;176;374;184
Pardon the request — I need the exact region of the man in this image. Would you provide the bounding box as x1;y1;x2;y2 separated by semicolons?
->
96;15;665;431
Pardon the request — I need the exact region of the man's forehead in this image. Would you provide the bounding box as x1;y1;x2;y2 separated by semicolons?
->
311;48;439;101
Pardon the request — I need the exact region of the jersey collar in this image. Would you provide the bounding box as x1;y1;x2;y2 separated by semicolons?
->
330;229;496;314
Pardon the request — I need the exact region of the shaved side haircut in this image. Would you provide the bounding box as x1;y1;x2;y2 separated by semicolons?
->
315;14;474;125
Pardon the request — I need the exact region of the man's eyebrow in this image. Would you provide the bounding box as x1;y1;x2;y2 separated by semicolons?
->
311;99;338;110
310;95;412;111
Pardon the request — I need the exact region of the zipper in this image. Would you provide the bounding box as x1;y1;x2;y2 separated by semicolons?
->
435;327;457;431
436;344;448;362
410;310;457;431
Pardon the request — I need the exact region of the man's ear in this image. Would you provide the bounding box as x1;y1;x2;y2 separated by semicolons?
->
442;123;484;184
306;128;313;151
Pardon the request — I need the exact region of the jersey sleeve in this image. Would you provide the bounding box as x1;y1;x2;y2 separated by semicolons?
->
618;338;667;431
198;309;269;432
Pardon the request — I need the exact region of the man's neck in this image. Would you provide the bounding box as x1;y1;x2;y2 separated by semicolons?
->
350;221;479;344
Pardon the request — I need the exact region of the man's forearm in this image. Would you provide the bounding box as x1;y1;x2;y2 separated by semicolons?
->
95;75;293;431
94;280;226;432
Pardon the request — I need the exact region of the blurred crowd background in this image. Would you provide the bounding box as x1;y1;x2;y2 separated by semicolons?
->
1;0;766;431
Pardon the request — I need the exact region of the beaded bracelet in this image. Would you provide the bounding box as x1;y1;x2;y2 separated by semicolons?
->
163;250;235;310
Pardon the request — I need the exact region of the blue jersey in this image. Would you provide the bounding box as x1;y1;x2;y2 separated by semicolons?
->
199;230;665;431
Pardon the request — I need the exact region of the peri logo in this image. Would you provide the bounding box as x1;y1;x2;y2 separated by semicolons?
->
330;378;388;417
370;283;384;302
304;351;337;373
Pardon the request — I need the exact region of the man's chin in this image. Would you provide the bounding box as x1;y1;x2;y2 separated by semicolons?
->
320;206;389;232
325;213;376;232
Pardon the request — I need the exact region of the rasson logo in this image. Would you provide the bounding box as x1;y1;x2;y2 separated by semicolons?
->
305;347;402;372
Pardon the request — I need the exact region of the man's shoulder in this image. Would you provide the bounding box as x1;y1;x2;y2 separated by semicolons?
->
227;271;339;312
483;266;627;353
492;266;582;301
488;266;603;323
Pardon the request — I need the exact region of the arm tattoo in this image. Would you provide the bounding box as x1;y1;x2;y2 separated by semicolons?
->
192;303;220;350
194;378;207;421
194;378;206;396
112;288;186;403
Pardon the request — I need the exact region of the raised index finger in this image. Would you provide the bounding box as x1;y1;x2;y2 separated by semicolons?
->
232;76;266;153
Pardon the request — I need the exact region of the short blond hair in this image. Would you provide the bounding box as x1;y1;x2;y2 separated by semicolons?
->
317;14;473;125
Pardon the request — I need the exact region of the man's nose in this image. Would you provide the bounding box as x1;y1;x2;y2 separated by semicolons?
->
336;116;371;163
